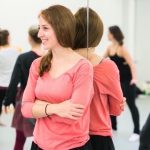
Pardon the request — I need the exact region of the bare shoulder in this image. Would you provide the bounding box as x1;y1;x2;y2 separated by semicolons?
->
106;44;112;53
105;44;116;56
107;44;113;49
121;45;129;55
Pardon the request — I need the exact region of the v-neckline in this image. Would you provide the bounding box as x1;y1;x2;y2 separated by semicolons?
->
47;58;85;80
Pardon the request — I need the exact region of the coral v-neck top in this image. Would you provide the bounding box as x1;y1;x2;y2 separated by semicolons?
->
21;58;94;150
90;59;123;136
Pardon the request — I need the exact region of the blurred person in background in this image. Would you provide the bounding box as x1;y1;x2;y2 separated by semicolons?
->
0;29;19;125
104;25;140;142
139;113;150;150
3;25;45;150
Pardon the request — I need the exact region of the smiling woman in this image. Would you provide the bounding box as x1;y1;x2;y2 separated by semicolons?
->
21;5;94;150
38;5;76;77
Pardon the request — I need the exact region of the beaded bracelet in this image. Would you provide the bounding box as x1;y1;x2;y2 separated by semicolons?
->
45;104;49;117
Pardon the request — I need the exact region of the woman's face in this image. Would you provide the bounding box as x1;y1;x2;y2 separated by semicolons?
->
107;31;114;42
38;16;58;50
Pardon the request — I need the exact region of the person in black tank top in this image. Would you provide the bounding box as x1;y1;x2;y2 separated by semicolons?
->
104;25;140;142
109;55;132;82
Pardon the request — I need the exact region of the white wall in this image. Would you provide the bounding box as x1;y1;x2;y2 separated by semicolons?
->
0;0;87;51
0;0;126;52
3;0;149;82
135;0;150;82
90;0;124;54
121;0;136;57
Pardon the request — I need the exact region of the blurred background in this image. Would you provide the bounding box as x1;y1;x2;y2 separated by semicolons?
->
0;0;150;82
0;0;150;150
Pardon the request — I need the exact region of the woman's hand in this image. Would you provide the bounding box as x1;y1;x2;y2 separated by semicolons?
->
120;97;126;111
130;78;137;85
2;104;15;113
48;100;85;120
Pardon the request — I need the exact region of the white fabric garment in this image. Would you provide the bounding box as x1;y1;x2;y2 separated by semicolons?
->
0;48;19;87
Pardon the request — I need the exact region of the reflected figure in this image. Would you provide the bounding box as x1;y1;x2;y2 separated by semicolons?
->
21;5;93;150
104;25;140;142
0;29;19;125
74;8;124;150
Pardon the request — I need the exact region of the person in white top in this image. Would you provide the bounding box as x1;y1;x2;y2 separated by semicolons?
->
0;29;19;125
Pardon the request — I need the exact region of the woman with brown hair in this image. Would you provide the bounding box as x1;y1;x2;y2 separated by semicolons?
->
21;5;94;150
74;8;124;150
104;26;140;142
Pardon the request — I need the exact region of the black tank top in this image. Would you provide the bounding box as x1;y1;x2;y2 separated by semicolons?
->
109;54;132;82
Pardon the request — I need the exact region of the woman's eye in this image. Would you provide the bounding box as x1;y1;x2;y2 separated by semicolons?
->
43;26;49;30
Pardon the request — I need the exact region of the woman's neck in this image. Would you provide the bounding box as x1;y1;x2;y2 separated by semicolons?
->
76;48;95;58
31;44;46;56
51;45;74;60
112;40;120;47
0;44;10;49
76;48;103;66
31;44;41;51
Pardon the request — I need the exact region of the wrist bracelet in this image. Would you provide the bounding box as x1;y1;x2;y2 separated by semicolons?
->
45;104;49;117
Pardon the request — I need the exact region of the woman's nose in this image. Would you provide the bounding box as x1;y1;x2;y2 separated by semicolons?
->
38;29;43;38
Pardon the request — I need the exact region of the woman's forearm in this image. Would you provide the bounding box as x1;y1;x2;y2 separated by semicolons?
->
130;63;137;80
32;100;84;119
32;100;56;118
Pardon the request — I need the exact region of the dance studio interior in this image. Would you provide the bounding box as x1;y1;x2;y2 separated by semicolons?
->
0;0;150;150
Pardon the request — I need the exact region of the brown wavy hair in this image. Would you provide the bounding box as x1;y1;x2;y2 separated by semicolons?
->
39;5;75;76
109;25;124;46
28;25;41;44
74;7;103;49
0;29;9;46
